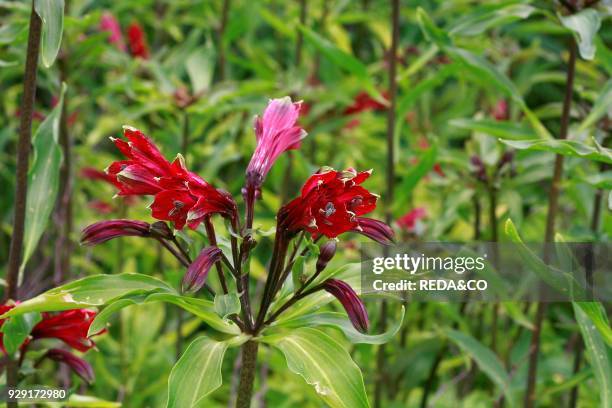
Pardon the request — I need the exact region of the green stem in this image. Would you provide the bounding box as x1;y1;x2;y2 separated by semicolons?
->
235;340;259;408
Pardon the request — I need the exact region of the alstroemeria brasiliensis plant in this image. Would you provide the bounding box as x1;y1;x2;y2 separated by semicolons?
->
2;96;396;408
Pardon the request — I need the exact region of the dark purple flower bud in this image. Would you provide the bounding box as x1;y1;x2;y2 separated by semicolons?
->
470;155;483;168
45;348;94;384
80;219;150;246
323;279;369;333
497;151;514;169
182;247;222;293
149;221;173;240
352;217;394;246
316;241;337;273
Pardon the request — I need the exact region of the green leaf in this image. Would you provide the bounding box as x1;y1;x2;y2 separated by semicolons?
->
578;79;612;131
445;329;515;406
0;273;174;318
63;395;121;407
213;293;241;319
415;8;550;140
579;170;612;189
504;220;585;299
573;303;612;406
186;45;215;94
416;8;451;47
450;118;538;140
0;312;41;355
559;9;601;60
299;26;385;104
89;292;241;336
34;0;64;67
501;139;612;164
393;145;437;214
574;302;612;347
20;84;65;278
274;306;404;345
449;4;535;36
263;327;370;408
166;336;229;408
291;256;305;292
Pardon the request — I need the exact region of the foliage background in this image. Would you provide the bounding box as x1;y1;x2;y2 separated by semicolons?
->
0;0;611;407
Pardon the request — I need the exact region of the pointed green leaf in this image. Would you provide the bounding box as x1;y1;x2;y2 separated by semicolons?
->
501;139;612;164
393;145;437;214
263;327;370;408
20;84;65;278
573;303;612;406
166;336;229;408
0;312;41;355
274;306;404;345
445;329;515;406
213;293;241;319
578;80;612;131
574;302;612;347
35;0;64;67
559;9;601;60
0;273;174;318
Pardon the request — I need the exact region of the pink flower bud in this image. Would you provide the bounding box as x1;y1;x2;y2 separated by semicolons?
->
323;279;369;333
80;220;150;246
182;247;222;293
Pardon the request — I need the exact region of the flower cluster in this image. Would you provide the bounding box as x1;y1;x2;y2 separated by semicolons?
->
107;126;236;229
83;96;393;335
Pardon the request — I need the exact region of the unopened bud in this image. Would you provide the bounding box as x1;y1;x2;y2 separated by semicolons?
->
316;241;337;273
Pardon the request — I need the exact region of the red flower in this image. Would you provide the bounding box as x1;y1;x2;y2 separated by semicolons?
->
280;168;382;239
81;167;122;190
353;217;395;245
397;208;427;232
106;126;236;229
127;22;149;59
323;279;369;333
31;309;104;352
343;91;388;115
0;306;103;354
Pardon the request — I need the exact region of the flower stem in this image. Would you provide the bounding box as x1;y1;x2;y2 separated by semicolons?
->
218;0;231;81
375;1;399;406
203;217;229;294
524;37;577;408
5;2;42;402
6;0;42;303
235;340;258;408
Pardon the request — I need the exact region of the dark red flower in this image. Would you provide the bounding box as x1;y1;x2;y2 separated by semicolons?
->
81;167;123;190
127;22;149;59
31;309;103;352
106;126;236;229
397;208;427;232
45;348;95;384
280;168;382;239
81;219;151;246
182;247;223;293
323;279;369;333
344;91;388;116
432;163;445;177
